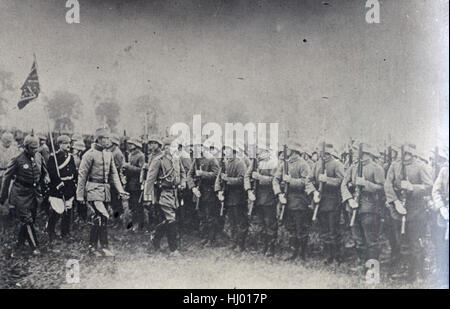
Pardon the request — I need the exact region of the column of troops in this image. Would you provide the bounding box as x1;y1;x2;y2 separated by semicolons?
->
0;127;448;284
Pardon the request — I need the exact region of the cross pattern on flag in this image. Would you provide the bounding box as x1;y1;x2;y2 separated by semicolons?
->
18;57;40;110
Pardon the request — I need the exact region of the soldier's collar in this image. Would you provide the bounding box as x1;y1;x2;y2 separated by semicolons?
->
93;143;104;151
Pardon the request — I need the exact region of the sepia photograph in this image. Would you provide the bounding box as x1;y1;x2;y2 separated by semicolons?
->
0;0;448;292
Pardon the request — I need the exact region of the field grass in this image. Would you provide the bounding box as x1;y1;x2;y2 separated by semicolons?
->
0;220;447;289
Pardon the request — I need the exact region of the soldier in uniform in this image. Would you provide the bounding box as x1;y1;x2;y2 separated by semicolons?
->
76;128;129;257
341;142;385;273
187;141;220;247
143;137;186;256
46;135;77;244
215;142;247;251
123;138;145;231
273;141;312;261
0;132;19;234
71;140;87;225
306;143;345;265
0;135;49;255
430;146;449;286
108;133;126;227
384;143;433;281
245;144;278;256
37;134;50;164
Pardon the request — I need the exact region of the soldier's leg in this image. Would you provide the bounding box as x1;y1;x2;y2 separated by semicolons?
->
350;213;365;267
159;203;178;252
47;208;60;243
318;211;332;262
285;209;299;260
236;204;249;251
298;209;311;261
406;219;426;281
263;203;278;256
362;213;380;262
330;207;343;263
209;199;221;243
89;203;100;250
61;209;72;238
227;205;238;248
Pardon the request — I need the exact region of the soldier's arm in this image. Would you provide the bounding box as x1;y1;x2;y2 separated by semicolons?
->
289;162;310;190
340;166;353;203
179;159;187;188
363;164;385;193
324;161;345;187
410;164;433;198
272;165;283;196
243;161;253;191
109;156;125;193
305;162;318;195
143;158;161;202
186;161;196;189
0;156;18;203
384;163;399;204
126;154;145;176
432;167;448;210
200;159;220;180
76;153;92;201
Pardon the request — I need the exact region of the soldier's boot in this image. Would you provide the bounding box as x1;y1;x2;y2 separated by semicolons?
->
261;235;269;255
298;238;308;261
405;256;418;283
238;235;246;252
324;244;335;265
99;217;109;249
265;238;276;257
167;222;178;252
285;238;299;261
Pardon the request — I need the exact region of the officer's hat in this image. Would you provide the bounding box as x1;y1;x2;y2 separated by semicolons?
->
94;127;111;141
71;133;82;142
24;135;39;147
148;136;163;146
287;140;303;154
57;135;71;145
72;141;86;151
110;133;120;146
403;143;417;156
36;133;47;141
352;142;378;158
1;132;14;144
128;138;143;149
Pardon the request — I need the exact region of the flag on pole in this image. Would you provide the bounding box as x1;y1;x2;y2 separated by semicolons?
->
17;55;40;110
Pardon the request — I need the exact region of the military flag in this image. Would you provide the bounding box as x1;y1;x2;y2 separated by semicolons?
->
17;55;40;110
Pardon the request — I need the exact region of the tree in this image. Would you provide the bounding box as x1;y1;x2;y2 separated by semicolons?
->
46;90;83;132
0;69;15;115
91;80;121;132
134;95;164;137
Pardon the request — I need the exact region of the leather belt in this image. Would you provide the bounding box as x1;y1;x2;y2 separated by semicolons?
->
88;178;107;184
15;179;37;188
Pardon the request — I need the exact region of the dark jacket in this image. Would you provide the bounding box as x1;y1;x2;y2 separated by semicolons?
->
215;157;247;207
47;150;77;199
273;154;311;211
187;156;220;202
124;149;145;192
0;151;48;223
244;158;278;207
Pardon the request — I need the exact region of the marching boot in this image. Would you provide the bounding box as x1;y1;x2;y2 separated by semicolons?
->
265;238;276;257
261;235;269;255
405;256;418;283
298;238;308;261
324;244;335;265
167;222;178;252
285;238;299;261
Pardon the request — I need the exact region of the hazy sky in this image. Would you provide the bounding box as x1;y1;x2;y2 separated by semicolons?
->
0;0;448;152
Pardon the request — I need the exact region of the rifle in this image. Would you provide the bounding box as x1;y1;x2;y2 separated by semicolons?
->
400;145;407;234
123;130;129;163
350;142;363;227
218;154;227;217
138;138;149;204
276;144;289;223
247;157;258;217
194;158;202;211
312;141;326;222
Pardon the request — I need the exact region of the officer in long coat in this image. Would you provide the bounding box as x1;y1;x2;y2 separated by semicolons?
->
76;128;129;257
0;135;48;255
143;137;186;256
46;135;78;244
